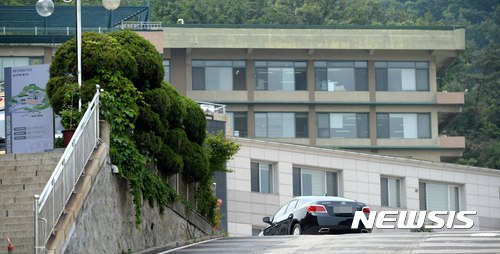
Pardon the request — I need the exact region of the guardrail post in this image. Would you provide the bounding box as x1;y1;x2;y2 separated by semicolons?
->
33;194;40;254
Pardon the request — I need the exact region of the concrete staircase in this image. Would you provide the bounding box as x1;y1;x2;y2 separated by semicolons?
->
0;151;62;254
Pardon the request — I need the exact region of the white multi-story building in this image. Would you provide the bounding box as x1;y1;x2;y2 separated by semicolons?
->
226;138;500;236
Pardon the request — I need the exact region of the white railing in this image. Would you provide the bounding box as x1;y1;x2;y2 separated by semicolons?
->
197;101;226;116
33;88;101;254
1;26;114;36
119;21;162;30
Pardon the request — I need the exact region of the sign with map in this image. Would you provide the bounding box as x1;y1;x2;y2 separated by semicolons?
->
4;64;54;154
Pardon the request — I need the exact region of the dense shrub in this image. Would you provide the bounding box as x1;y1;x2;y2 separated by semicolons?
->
109;30;164;91
50;32;137;82
47;30;238;227
183;97;207;145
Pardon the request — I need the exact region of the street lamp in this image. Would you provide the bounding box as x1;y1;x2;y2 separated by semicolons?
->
36;0;120;111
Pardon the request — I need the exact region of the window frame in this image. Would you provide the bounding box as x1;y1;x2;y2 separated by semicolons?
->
293;167;338;197
251;162;274;194
314;61;368;91
228;111;248;137
317;112;369;138
419;181;461;211
376;113;431;139
254;61;307;91
380;176;401;208
375;61;429;92
191;60;246;91
163;59;170;82
254;112;309;138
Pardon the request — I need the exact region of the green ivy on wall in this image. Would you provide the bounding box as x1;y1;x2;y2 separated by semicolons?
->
46;30;239;226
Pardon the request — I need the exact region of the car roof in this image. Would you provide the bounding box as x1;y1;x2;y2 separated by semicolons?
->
294;196;358;203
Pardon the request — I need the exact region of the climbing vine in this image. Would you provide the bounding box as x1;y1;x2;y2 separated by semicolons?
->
46;30;239;227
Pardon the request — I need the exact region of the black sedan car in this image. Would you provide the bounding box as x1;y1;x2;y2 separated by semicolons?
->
261;196;371;235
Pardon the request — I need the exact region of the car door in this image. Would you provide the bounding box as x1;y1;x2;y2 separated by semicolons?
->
264;204;288;235
278;199;298;235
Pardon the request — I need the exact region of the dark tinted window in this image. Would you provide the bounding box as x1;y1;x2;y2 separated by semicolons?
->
295;67;307;90
295;113;308;138
233;112;248;137
375;68;388;91
377;113;389;138
355;68;368;91
192;67;205;90
251;162;259;192
233;67;246;90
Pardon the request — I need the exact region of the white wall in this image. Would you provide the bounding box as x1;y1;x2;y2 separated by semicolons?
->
226;138;500;236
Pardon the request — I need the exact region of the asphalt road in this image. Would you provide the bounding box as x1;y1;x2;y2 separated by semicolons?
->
159;231;500;254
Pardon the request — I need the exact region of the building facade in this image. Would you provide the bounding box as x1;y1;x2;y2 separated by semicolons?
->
226;138;500;236
157;25;466;163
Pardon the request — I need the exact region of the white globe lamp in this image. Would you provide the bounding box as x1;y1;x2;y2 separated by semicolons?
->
36;0;55;17
102;0;121;11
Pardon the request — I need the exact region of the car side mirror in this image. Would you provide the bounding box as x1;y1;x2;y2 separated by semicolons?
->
263;216;271;224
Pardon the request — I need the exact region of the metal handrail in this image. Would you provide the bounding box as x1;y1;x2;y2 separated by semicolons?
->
33;87;100;254
196;101;226;115
0;26;114;36
119;21;162;30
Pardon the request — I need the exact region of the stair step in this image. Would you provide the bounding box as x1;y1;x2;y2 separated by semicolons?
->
0;202;33;212
0;181;48;191
0;157;60;167
0;216;34;225
0;182;47;192
0;164;58;173
0;228;34;238
0;221;33;231
0;196;36;204
0;209;34;218
0;189;46;199
0;176;50;185
0;170;53;179
0;151;63;162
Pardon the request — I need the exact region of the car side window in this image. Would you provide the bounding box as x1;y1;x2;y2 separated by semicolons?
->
272;204;288;223
285;200;298;214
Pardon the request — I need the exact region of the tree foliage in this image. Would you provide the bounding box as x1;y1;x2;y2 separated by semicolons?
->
46;30;240;225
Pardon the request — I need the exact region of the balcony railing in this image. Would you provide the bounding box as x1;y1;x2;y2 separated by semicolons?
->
436;92;464;104
438;136;465;149
0;26;114;36
119;21;162;31
197;101;226;116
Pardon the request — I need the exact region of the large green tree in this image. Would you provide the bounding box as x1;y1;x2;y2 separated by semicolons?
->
46;30;238;225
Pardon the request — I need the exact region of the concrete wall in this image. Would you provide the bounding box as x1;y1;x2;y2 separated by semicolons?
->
52;124;214;254
226;138;500;236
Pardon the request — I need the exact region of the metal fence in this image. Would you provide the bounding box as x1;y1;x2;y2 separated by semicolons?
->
33;89;100;254
1;26;115;36
119;21;162;30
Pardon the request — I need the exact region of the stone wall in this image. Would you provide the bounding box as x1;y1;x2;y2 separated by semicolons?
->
60;125;214;253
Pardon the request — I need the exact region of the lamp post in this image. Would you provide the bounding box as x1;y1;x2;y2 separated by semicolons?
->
36;0;120;112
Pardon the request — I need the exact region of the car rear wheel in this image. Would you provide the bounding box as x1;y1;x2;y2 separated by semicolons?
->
292;224;301;235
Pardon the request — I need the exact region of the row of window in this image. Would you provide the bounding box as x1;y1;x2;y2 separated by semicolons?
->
251;162;461;212
166;60;430;92
229;112;431;139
